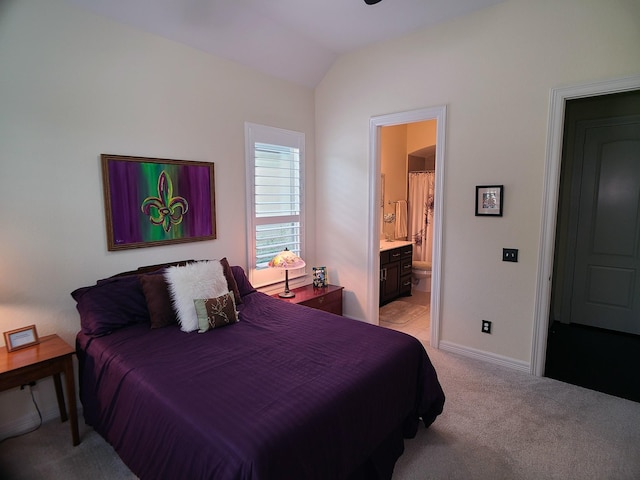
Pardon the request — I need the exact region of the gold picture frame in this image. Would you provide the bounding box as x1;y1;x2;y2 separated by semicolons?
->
3;325;40;352
101;154;216;251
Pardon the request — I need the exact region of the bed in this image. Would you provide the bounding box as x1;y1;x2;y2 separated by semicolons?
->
73;260;445;480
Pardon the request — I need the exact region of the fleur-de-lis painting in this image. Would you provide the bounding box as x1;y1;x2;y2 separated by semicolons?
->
102;154;215;250
141;171;189;232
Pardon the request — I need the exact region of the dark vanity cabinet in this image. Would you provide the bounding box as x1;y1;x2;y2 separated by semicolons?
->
380;244;413;306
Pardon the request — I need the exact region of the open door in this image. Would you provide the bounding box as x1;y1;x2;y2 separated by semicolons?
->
545;90;640;401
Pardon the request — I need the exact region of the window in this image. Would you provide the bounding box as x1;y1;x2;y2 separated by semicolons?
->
245;123;305;287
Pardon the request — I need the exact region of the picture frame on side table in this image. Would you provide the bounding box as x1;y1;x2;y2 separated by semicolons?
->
475;185;504;217
313;266;327;288
4;325;39;352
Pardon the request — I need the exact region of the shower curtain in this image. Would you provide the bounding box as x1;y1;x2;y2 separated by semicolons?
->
408;171;435;262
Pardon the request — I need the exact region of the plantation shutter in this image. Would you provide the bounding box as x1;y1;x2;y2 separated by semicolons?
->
245;123;305;287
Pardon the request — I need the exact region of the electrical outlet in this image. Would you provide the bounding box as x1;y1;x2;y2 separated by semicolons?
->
502;248;518;262
482;320;492;334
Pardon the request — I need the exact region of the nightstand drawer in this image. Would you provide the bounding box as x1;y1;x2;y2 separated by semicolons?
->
273;284;344;316
299;289;343;315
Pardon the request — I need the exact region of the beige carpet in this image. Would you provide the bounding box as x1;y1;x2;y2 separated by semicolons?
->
5;295;640;480
2;332;640;479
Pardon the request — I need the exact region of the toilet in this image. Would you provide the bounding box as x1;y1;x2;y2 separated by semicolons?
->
412;260;432;293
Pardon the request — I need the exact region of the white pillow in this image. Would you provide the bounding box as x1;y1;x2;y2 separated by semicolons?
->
164;261;229;332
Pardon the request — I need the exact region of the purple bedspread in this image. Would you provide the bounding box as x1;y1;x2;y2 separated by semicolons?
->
77;292;444;480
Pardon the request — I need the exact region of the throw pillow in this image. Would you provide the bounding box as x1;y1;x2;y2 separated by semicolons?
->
140;270;177;329
231;265;256;297
71;274;149;336
220;257;242;305
194;293;239;333
164;261;229;332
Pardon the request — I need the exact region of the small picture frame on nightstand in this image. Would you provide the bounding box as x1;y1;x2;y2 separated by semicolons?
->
312;266;327;288
3;325;39;352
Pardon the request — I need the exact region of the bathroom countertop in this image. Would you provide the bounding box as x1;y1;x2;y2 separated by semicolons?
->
379;240;413;252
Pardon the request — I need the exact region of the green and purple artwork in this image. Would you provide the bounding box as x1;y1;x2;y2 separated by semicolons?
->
102;155;216;250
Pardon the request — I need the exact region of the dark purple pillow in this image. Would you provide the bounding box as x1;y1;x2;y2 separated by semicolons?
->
139;270;177;329
71;275;150;336
231;266;256;297
220;257;242;305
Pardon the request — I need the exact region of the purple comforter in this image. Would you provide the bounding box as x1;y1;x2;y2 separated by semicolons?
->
77;291;444;480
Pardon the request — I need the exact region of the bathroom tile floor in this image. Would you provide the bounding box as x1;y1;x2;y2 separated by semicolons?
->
379;290;430;344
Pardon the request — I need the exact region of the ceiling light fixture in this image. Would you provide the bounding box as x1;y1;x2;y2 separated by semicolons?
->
364;0;383;4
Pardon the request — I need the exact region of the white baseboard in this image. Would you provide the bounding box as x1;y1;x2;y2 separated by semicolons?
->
439;340;531;373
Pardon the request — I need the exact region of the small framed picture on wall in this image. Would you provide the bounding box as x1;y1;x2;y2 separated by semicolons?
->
475;185;504;217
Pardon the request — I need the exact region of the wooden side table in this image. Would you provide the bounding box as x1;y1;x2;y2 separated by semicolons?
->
273;284;344;315
0;334;79;446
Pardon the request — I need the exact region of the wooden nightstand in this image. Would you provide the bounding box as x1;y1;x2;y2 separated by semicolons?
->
273;284;344;315
0;334;79;446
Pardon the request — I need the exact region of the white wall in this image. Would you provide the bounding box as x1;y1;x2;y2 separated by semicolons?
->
0;0;315;435
316;0;640;364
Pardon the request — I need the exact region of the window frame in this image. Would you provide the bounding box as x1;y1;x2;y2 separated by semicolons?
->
245;122;306;288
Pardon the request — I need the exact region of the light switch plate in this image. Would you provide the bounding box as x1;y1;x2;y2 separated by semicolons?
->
503;248;518;262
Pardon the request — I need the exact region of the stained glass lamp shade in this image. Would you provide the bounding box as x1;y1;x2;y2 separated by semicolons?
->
268;248;306;298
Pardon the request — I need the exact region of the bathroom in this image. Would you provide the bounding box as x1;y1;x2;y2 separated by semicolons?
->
379;120;436;342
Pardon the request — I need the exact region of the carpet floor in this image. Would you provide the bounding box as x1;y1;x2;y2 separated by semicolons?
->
3;344;640;479
2;301;640;479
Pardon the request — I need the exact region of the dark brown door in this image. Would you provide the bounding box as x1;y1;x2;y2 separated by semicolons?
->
568;117;640;334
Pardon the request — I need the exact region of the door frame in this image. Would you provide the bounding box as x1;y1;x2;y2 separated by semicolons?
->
532;75;640;376
367;105;447;348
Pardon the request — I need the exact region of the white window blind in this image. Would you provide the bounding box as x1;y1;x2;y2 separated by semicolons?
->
245;123;305;287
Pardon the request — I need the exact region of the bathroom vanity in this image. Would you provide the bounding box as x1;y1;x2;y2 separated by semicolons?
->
380;241;413;306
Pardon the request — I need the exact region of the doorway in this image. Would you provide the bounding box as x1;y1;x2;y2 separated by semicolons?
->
540;85;640;401
378;126;435;344
533;75;640;379
368;106;447;348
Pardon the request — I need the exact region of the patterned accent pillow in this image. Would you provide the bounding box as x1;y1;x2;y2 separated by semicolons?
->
194;293;239;333
165;261;229;332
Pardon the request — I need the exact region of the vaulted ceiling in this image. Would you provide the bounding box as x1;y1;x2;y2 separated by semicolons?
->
65;0;505;87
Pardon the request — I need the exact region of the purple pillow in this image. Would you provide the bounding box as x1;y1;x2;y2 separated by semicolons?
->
71;275;150;336
220;257;242;305
139;270;177;329
231;266;256;297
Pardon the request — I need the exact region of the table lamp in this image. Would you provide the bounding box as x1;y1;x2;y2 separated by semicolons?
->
269;248;306;298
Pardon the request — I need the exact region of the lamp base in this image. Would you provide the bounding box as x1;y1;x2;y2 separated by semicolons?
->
278;269;296;298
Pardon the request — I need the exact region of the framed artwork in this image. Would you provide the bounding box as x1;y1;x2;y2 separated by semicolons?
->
475;185;504;217
4;325;39;352
313;266;327;288
101;154;216;250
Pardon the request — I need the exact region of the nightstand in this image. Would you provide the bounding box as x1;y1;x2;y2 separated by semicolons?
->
273;284;344;315
0;334;79;446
